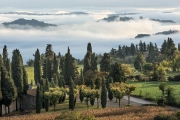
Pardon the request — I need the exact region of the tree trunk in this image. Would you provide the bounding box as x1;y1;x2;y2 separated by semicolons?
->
97;98;99;108
5;106;7;114
54;104;55;112
0;103;2;116
119;99;120;107
128;95;130;105
16;98;18;111
8;106;10;114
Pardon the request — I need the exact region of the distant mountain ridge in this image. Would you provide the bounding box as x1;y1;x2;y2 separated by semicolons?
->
2;18;57;28
99;15;176;23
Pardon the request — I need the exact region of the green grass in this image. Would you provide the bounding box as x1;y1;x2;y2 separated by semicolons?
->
25;66;34;84
126;81;180;102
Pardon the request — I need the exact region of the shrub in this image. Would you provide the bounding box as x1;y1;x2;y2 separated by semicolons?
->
135;75;143;81
173;74;180;81
154;114;171;120
175;111;180;119
168;76;174;81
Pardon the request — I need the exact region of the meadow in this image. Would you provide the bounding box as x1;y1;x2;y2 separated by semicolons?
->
126;81;180;103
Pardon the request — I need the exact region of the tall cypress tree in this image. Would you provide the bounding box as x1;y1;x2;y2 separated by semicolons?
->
2;45;8;64
100;53;111;72
36;85;42;113
63;47;77;85
101;77;107;109
34;49;42;85
0;55;4;115
69;77;75;110
12;49;23;111
46;58;53;82
53;53;58;75
130;43;136;56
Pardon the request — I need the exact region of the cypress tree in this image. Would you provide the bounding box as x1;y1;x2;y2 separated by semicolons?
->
2;45;8;64
101;77;107;109
12;49;23;111
53;53;58;75
36;85;42;113
0;55;4;115
58;75;64;87
69;77;75;110
1;77;17;113
79;69;84;85
34;49;42;84
46;58;53;82
53;73;58;87
107;77;113;101
44;78;50;112
63;47;77;85
130;43;136;56
100;53;111;72
5;58;11;77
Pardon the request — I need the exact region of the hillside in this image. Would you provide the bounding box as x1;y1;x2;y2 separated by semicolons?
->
2;18;57;28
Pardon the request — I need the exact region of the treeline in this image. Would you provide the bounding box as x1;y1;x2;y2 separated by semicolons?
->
0;45;28;115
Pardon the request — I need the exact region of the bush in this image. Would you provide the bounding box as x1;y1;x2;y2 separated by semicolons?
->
157;98;165;106
168;76;174;81
135;75;143;81
154;114;171;120
173;74;180;81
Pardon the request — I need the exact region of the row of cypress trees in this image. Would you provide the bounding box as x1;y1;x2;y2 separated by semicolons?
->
0;45;28;116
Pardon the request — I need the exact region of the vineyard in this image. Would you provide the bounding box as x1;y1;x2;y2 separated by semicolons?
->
1;106;176;120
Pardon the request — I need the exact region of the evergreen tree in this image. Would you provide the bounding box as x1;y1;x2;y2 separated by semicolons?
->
178;43;180;51
69;77;75;110
36;85;42;113
53;53;58;75
107;77;113;101
101;77;107;109
23;66;28;94
2;45;8;64
100;53;111;72
5;58;11;77
91;53;98;71
44;78;50;111
63;47;77;85
166;38;176;58
109;62;126;82
1;77;17;113
161;40;167;54
134;52;146;71
53;73;58;87
12;49;23;111
130;43;136;56
46;58;53;82
0;55;4;115
139;40;144;52
143;42;147;52
34;49;42;84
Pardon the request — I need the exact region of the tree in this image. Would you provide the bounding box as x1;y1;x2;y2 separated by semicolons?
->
107;77;113;101
63;47;78;85
79;69;84;85
46;58;53;82
69;78;75;110
101;77;107;109
143;63;153;80
34;49;42;84
109;62;126;82
36;85;42;113
126;85;136;105
1;77;17;113
26;59;34;66
100;53;111;72
3;45;8;64
134;52;145;71
130;43;136;56
53;73;58;87
53;53;58;75
12;49;23;111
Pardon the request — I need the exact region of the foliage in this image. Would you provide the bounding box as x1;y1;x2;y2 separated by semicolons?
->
100;53;110;72
34;49;41;84
134;52;145;71
36;85;42;113
101;78;107;108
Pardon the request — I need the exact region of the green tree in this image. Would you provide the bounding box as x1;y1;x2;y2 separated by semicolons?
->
1;77;17;113
34;49;42;85
100;53;111;72
134;52;145;71
109;62;126;82
12;49;23;111
130;43;136;56
69;77;75;110
36;85;42;113
101;77;107;109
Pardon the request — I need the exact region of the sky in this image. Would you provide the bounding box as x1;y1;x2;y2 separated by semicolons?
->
0;1;180;63
0;0;180;8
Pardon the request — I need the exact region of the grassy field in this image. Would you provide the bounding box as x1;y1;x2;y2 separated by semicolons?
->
126;81;180;102
25;66;34;84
